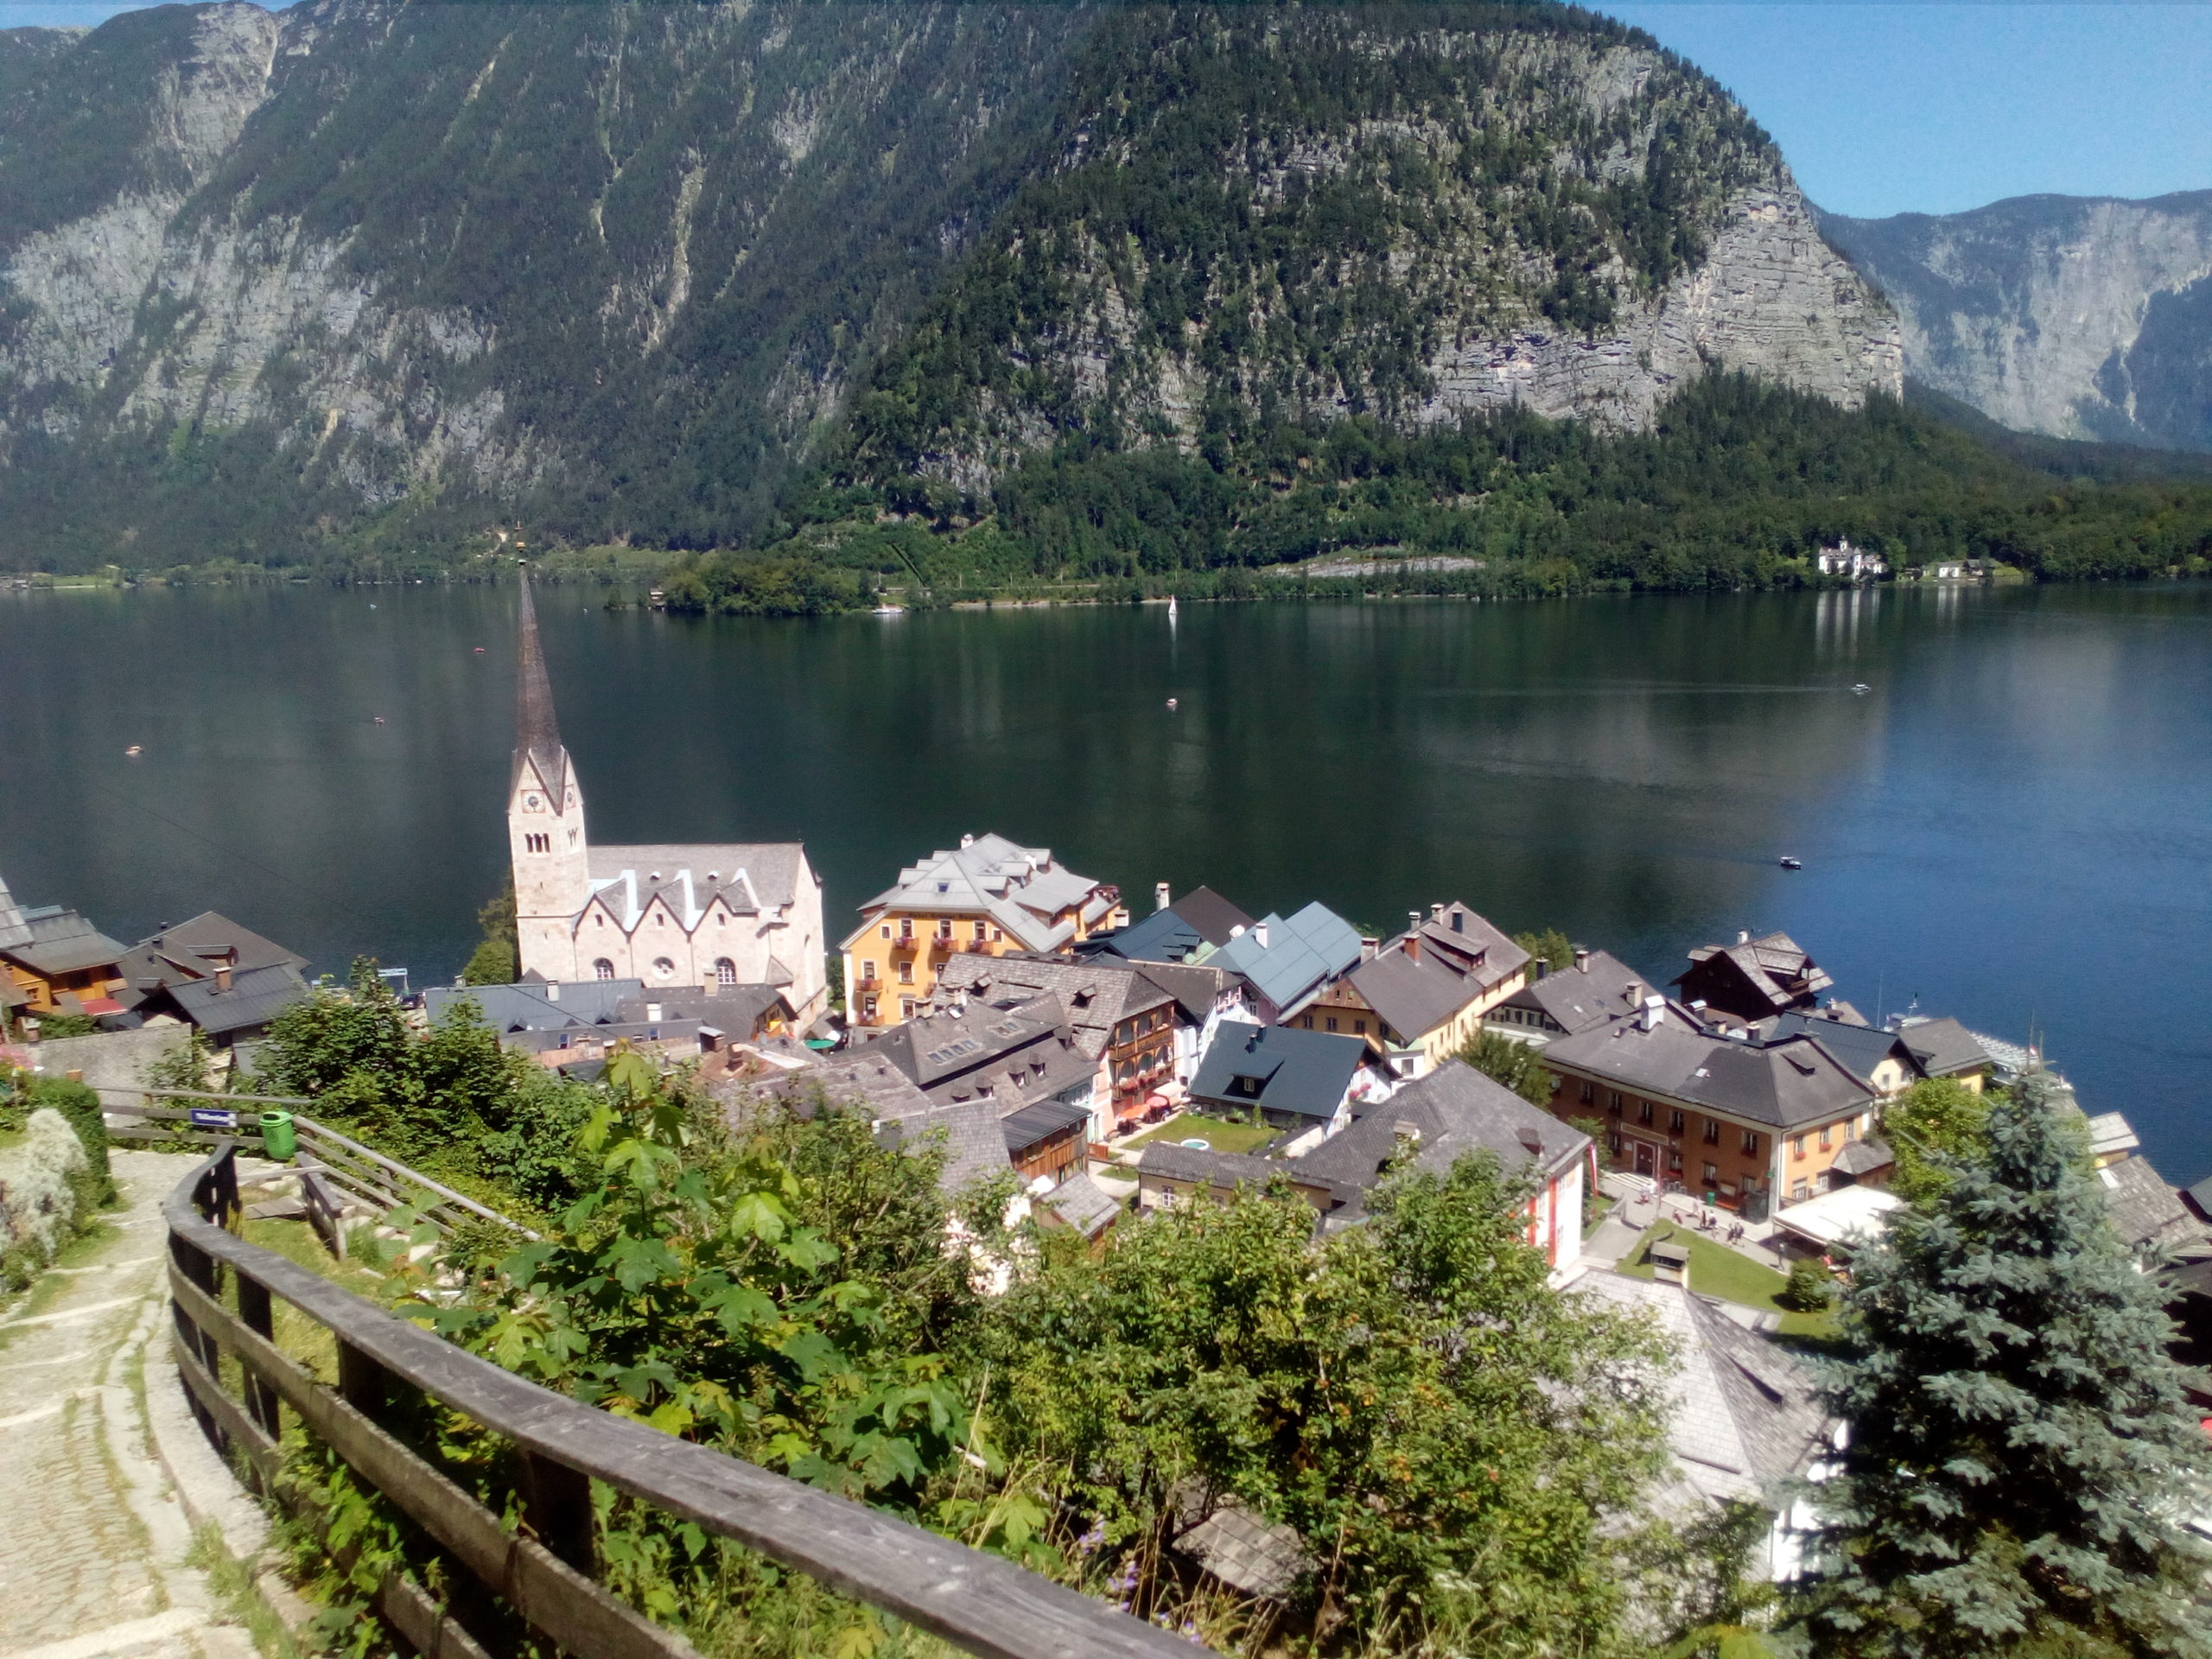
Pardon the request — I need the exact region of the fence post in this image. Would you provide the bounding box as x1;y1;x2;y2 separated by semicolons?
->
337;1340;390;1422
518;1452;595;1574
235;1272;283;1442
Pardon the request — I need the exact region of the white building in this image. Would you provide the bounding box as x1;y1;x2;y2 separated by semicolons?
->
506;575;828;1025
1815;539;1887;581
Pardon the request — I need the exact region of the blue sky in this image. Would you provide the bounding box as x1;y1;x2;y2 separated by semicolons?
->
3;3;2208;219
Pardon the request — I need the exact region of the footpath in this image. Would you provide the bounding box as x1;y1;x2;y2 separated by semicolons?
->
0;1150;276;1659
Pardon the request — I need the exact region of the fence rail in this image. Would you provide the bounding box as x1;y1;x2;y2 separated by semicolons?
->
165;1141;1197;1659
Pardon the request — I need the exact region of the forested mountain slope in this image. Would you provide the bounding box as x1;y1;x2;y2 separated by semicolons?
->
0;0;1898;570
1821;192;2212;453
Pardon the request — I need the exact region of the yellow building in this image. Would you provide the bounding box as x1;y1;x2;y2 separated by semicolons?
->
1294;902;1530;1074
842;834;1125;1027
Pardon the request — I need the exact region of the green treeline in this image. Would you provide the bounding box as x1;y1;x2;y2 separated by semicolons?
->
659;376;2212;613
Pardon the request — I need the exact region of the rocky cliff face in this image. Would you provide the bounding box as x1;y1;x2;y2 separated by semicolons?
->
1820;192;2212;452
0;1;1897;566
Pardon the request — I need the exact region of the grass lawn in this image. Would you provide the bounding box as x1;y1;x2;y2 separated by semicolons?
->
1615;1222;1793;1312
1122;1113;1279;1156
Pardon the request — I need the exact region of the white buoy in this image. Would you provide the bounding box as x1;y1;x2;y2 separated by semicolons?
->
1166;697;1179;710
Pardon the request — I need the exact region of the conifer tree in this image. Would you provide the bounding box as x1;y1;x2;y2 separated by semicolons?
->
1806;1075;2212;1658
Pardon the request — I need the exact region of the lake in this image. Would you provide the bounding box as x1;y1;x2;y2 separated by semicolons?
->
3;580;2208;1179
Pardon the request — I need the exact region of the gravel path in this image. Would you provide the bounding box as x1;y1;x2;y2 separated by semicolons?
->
0;1150;258;1659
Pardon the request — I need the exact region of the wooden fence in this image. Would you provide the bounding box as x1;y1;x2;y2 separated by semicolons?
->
165;1141;1198;1659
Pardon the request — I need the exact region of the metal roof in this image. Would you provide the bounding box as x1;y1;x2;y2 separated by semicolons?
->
1;906;127;976
1189;1021;1366;1121
1001;1098;1090;1154
167;963;311;1035
1208;902;1363;1014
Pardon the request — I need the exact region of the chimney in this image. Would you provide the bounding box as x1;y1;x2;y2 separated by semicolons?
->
1253;921;1270;950
215;964;232;993
1451;909;1465;933
1154;881;1171;912
1623;979;1642;1004
1639;995;1664;1033
1737;929;1751;945
1392;1121;1421;1142
1534;957;1548;980
1431;902;1446;923
960;833;975;849
1360;936;1379;963
1574;947;1591;973
1517;1127;1544;1155
646;1001;662;1022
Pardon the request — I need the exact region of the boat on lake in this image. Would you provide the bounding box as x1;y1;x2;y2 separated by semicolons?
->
1778;855;1802;870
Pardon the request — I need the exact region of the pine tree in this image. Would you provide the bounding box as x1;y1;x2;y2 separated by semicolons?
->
1806;1074;2212;1658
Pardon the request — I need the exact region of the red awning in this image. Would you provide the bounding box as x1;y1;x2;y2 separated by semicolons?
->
76;997;124;1016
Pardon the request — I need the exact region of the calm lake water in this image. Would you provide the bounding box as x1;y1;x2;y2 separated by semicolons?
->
3;582;2208;1177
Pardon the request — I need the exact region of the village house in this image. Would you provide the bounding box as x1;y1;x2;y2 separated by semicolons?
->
1887;1014;1995;1091
842;834;1123;1029
505;575;829;1022
1757;1011;1928;1097
1487;947;1650;1042
862;995;1097;1188
1815;538;1888;581
1185;1021;1381;1141
720;1047;1014;1199
1134;1142;1333;1215
1671;931;1833;1024
1204;902;1364;1025
1295;902;1529;1076
1289;1058;1592;1269
1088;883;1257;966
0;873;129;1022
114;911;312;1046
1539;1000;1878;1215
930;951;1183;1141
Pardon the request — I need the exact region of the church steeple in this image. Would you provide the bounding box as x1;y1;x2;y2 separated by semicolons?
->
508;565;591;981
514;568;571;812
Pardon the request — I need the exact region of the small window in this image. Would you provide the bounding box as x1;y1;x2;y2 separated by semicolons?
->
1668;1149;1683;1172
1703;1120;1720;1145
973;920;987;941
715;958;736;987
938;919;953;941
1740;1130;1760;1156
880;925;892;940
1354;1020;1366;1034
1792;1136;1806;1160
652;957;675;979
1607;1090;1622;1113
1606;1132;1624;1155
898;963;913;985
1300;1015;1313;1029
993;928;1003;943
861;961;877;984
1325;1017;1338;1033
1580;1079;1595;1105
1668;1109;1685;1135
592;959;614;981
900;997;915;1020
1702;1162;1719;1185
1846;1118;1859;1141
1791;1179;1809;1203
1820;1126;1833;1151
1637;1101;1654;1126
899;918;913;939
862;995;878;1019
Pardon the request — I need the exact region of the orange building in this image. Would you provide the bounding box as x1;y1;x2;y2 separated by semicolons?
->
0;875;127;1022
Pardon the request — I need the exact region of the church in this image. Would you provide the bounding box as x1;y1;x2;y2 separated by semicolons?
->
506;574;829;1026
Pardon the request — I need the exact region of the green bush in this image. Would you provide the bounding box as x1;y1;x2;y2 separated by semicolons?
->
1780;1255;1835;1312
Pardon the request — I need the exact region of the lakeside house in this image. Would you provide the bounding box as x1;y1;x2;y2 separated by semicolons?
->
1185;1020;1379;1141
1297;901;1530;1076
1672;931;1834;1023
1539;998;1878;1215
1085;883;1256;966
1487;946;1648;1042
1204;902;1365;1025
841;834;1123;1029
0;872;128;1023
505;573;830;1024
114;911;312;1046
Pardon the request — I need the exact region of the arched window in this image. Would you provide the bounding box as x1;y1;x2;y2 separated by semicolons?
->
714;957;737;987
652;957;677;979
592;959;615;981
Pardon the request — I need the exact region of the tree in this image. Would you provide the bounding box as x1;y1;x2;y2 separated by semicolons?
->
1514;927;1577;980
1880;1077;1991;1206
461;880;519;986
1455;1027;1554;1107
1804;1075;2212;1658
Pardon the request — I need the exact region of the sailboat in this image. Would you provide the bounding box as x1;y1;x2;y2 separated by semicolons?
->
1167;595;1179;621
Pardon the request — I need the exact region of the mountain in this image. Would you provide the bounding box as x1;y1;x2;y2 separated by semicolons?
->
0;0;1900;571
1820;192;2212;453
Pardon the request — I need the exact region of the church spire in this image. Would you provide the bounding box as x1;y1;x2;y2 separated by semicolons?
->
514;566;571;812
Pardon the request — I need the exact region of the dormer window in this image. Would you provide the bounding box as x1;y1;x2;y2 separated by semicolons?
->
1227;1075;1265;1099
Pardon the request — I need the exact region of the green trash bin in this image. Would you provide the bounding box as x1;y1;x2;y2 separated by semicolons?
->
259;1110;296;1160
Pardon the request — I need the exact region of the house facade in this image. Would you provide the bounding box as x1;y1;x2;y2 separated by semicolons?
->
1540;1002;1878;1213
0;874;128;1020
505;575;829;1023
841;834;1123;1029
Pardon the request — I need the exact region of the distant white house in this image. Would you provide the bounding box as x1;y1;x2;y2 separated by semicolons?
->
1815;538;1887;581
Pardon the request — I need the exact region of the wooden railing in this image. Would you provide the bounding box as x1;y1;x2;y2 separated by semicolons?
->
166;1141;1198;1659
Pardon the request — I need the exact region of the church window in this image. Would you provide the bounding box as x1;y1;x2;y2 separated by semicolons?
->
525;794;540;810
652;957;676;979
715;958;736;987
524;833;550;855
592;959;615;981
568;830;578;849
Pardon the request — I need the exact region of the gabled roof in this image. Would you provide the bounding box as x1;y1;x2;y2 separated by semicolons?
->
1001;1097;1091;1155
617;985;793;1035
1039;1171;1122;1239
849;833;1113;954
165;962;311;1036
122;911;308;994
427;979;645;1033
1209;902;1363;1014
2100;1156;2212;1258
1891;1016;1992;1078
1188;1021;1367;1121
933;951;1175;1061
587;842;807;928
1090;907;1205;963
1543;1007;1875;1131
730;1052;1010;1197
0;871;32;953
1169;887;1256;949
1131;960;1236;1026
1;906;126;977
1293;1060;1587;1216
1828;1137;1895;1177
1761;1012;1923;1090
874;1096;1012;1197
867;994;1094;1110
1675;931;1832;1013
1345;947;1472;1043
1504;950;1649;1034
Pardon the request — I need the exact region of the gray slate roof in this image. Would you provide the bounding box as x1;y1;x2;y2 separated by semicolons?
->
1503;950;1649;1033
1676;931;1832;1014
1346;948;1474;1044
2100;1156;2212;1258
120;911;308;998
1762;1012;1923;1090
1129;960;1236;1027
1167;887;1256;950
616;985;793;1036
1293;1059;1587;1216
932;952;1174;1062
1543;1006;1874;1131
427;979;646;1032
586;842;807;926
1039;1171;1122;1239
1891;1015;1991;1078
166;963;311;1036
867;995;1094;1110
1828;1137;1895;1177
1188;1022;1367;1122
1138;1141;1326;1197
732;1050;1010;1197
1092;908;1205;963
1209;902;1363;1014
1001;1097;1091;1154
3;906;127;977
850;833;1114;954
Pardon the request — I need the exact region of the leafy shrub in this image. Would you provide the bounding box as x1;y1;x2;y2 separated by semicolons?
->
1780;1255;1836;1312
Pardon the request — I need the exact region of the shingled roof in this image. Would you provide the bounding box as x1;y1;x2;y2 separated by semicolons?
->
1544;1006;1874;1132
848;834;1117;954
932;951;1175;1062
1503;949;1649;1035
